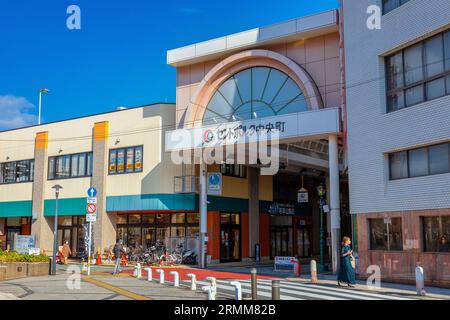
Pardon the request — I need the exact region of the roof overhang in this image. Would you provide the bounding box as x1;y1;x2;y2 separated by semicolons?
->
167;9;339;67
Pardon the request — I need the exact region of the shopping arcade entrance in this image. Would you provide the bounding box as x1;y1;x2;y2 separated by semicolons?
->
166;107;345;271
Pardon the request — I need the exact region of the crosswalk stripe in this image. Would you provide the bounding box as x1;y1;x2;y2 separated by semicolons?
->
238;280;388;300
196;280;348;300
194;280;306;300
246;279;414;300
238;280;377;300
222;280;351;300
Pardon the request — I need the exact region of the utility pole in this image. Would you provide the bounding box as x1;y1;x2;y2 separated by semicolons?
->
51;184;63;275
199;162;208;269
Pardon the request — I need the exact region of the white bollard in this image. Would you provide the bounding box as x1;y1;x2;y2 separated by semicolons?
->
202;286;216;300
156;269;165;284
310;260;318;283
82;262;87;272
415;264;426;296
230;281;242;300
206;276;217;288
135;263;142;279
145;268;152;281
205;277;217;299
187;273;197;291
170;271;180;287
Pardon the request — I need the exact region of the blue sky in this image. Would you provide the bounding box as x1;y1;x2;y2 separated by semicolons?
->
0;0;338;130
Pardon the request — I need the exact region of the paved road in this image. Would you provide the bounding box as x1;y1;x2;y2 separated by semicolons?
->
1;265;449;300
195;278;426;300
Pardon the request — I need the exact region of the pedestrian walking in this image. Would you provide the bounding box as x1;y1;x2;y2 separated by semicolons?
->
62;241;72;265
113;239;125;275
337;236;356;288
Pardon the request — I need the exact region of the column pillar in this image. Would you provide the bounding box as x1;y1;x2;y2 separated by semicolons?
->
329;135;341;273
199;162;207;268
31;132;53;253
92;122;115;254
248;166;260;258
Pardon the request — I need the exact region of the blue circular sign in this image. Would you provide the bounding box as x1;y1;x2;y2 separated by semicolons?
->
87;187;97;197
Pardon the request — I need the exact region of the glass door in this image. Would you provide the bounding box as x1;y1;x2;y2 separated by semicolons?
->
220;213;241;262
57;228;72;246
6;227;21;250
296;227;311;258
270;227;293;259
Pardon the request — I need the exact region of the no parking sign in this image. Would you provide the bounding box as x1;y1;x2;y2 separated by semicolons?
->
86;203;97;214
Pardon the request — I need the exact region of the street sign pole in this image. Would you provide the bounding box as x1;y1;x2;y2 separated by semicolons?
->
86;187;97;276
87;220;92;275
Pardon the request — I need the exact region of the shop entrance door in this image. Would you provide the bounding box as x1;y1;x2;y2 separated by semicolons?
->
270;227;293;259
296;227;311;258
220;213;241;262
6;227;21;250
58;228;72;246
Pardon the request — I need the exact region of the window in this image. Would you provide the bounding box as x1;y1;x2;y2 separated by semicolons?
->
389;151;408;180
369;218;403;251
203;67;307;125
109;146;143;174
422;216;450;252
0;159;34;184
220;164;246;178
408;147;428;177
48;152;93;180
386;29;450;112
389;142;450;180
382;0;410;15
116;213;200;251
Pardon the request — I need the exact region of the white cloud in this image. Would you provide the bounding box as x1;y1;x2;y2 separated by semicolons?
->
0;95;37;131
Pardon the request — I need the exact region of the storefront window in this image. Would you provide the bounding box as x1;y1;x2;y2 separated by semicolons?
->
171;226;185;237
155;214;170;224
116;213;200;250
186;226;200;237
369;218;403;251
127;227;141;248
128;215;141;224
422;216;450;252
109;146;143;175
171;213;186;224
117;227;128;246
58;216;72;226
142;215;155;224
116;215;127;224
187;213;199;224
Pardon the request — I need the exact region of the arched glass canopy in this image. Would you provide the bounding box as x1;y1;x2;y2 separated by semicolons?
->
203;67;307;125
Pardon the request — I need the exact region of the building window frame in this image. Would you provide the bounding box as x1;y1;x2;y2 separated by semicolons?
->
385;29;450;112
108;145;143;175
0;159;35;185
421;216;450;253
115;212;200;249
48;152;93;180
368;217;404;251
382;0;411;15
388;142;450;180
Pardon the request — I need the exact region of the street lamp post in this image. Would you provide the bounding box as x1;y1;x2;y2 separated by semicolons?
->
51;184;63;275
38;88;50;125
317;183;326;273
